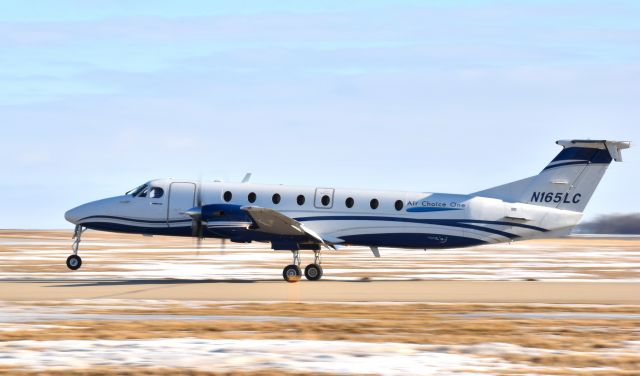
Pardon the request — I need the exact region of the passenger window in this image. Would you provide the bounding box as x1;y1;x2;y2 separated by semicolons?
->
248;192;256;203
370;198;379;209
395;200;403;211
297;195;305;205
321;195;331;206
150;187;164;199
345;197;354;208
223;191;232;202
272;193;281;204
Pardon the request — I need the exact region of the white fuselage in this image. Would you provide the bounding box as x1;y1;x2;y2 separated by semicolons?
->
65;178;583;249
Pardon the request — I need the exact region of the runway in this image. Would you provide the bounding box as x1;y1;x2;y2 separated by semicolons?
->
1;280;639;304
1;231;639;374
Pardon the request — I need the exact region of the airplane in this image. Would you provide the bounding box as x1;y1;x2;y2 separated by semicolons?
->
65;139;630;282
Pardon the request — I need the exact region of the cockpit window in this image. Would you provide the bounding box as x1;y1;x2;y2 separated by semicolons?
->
138;186;150;197
150;187;164;199
126;184;148;197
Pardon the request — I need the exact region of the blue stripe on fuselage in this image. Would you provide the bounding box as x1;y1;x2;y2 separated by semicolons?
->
79;215;191;224
79;214;545;242
83;221;486;249
406;207;462;213
339;233;487;248
296;215;547;237
81;222;193;236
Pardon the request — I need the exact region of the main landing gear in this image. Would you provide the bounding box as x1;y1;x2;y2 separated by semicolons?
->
66;225;85;271
282;250;323;283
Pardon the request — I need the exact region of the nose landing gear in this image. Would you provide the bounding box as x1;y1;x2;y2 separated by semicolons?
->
66;225;85;271
282;250;323;283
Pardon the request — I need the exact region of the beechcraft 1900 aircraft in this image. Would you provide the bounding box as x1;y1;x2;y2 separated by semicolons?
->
65;139;630;282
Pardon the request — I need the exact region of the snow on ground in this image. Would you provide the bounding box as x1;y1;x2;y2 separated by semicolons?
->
0;324;74;332
0;338;635;374
1;232;639;281
0;338;515;375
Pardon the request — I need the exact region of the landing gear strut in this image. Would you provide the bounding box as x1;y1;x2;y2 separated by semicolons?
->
66;225;84;271
282;250;324;283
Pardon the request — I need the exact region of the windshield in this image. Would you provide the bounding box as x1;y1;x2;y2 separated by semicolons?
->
125;184;148;197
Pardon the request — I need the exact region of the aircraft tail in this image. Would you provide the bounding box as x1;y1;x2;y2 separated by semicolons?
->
472;139;630;212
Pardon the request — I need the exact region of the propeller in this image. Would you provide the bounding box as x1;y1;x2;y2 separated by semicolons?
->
184;176;238;256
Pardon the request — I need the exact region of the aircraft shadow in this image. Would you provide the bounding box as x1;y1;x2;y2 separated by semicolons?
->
0;278;261;287
0;278;375;287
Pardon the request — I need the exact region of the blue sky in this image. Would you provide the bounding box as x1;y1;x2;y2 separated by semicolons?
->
1;0;638;228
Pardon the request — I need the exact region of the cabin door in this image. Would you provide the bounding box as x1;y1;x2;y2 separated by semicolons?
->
167;182;196;227
314;187;335;209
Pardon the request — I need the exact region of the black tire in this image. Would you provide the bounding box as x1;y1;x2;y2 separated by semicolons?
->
66;255;82;270
304;263;323;281
282;264;301;283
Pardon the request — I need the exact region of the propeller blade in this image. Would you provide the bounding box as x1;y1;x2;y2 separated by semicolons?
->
194;178;205;251
220;238;226;255
197;176;203;207
194;220;205;257
182;177;206;257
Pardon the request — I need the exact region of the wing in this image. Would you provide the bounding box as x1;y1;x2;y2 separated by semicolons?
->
240;206;343;246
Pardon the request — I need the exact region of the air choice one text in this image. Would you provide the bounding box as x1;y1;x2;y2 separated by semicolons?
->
406;201;466;208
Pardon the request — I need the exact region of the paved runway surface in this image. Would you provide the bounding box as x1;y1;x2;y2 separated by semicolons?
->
1;280;638;304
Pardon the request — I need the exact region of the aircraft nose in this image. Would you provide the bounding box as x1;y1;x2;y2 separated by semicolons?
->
65;197;119;225
64;207;82;224
65;202;96;225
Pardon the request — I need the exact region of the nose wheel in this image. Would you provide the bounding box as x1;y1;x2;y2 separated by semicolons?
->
67;225;85;271
66;254;82;270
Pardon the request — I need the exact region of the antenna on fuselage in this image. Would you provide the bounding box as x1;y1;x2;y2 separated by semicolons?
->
241;173;252;183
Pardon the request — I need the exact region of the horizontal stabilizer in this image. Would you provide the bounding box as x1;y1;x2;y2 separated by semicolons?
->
556;140;630;162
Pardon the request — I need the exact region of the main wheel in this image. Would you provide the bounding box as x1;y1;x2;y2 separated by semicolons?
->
304;263;323;281
66;255;82;270
282;264;302;283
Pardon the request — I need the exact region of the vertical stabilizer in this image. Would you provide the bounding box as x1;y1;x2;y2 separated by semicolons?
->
472;140;630;212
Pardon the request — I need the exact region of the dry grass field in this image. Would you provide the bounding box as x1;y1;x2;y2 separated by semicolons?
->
0;301;638;375
0;230;639;375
